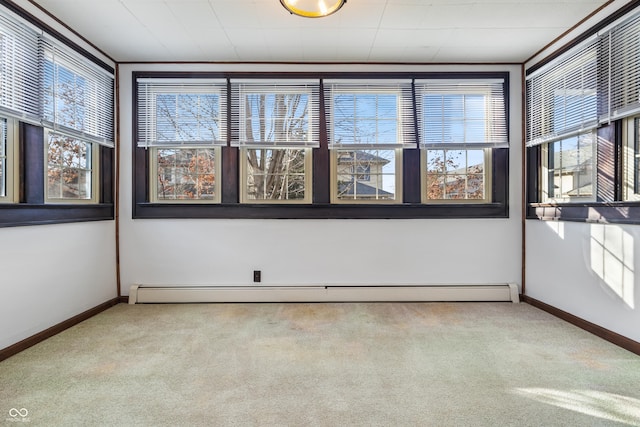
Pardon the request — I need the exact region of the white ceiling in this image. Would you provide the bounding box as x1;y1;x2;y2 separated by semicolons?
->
31;0;609;63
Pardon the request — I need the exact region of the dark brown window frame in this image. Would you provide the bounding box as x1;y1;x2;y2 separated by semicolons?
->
526;122;640;224
0;123;114;228
133;71;510;220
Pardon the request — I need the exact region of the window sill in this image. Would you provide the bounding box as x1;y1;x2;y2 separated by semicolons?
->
527;202;640;224
0;203;114;228
134;202;508;219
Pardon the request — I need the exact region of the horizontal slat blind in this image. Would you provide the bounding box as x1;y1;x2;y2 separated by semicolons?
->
324;79;416;149
137;78;227;148
599;11;640;123
230;79;319;148
526;36;598;147
41;36;114;147
415;78;508;149
0;8;40;124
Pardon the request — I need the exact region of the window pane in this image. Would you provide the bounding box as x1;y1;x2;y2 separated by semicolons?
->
241;92;311;145
245;148;308;201
333;94;398;144
423;94;488;144
46;133;93;200
43;60;88;133
336;149;397;201
156;93;221;143
544;133;594;201
425;149;486;200
156;148;217;200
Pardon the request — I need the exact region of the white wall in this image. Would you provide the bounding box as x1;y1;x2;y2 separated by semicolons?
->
0;222;117;349
526;220;640;343
119;63;522;294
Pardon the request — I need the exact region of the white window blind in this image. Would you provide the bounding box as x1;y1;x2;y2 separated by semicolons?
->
137;78;227;148
415;78;508;149
41;37;114;148
324;79;416;149
599;11;640;123
230;79;319;148
0;8;40;124
526;36;599;147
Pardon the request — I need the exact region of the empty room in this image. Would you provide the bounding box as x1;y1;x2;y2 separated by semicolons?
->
1;0;640;425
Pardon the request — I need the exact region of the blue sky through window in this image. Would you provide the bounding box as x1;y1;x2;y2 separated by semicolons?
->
43;59;87;132
243;93;309;143
156;93;221;143
333;93;398;144
423;94;487;145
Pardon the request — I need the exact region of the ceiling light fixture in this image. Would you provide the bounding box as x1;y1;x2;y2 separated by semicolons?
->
280;0;346;18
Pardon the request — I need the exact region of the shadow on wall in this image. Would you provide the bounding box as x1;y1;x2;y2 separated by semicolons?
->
513;388;640;426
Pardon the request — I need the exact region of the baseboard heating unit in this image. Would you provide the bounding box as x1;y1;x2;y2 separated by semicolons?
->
128;284;520;304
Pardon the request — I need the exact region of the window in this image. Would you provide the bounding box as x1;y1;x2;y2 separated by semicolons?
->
41;38;114;148
526;35;599;205
138;81;226;147
324;80;414;203
137;78;227;203
416;79;507;203
133;72;509;219
333;149;398;201
232;79;317;203
0;4;114;227
40;39;113;205
242;148;311;202
0;117;17;203
525;7;640;224
541;132;595;202
425;149;489;201
45;131;97;202
151;148;219;202
0;8;40;123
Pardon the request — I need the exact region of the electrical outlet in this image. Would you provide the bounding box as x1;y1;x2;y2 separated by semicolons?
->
253;270;261;283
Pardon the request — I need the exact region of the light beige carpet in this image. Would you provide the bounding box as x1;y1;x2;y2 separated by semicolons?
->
1;302;639;426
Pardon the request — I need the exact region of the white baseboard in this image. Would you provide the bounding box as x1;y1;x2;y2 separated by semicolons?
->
128;283;520;304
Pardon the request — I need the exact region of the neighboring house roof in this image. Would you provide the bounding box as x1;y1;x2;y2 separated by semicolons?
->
338;181;393;197
553;148;593;173
566;183;593;196
336;151;390;165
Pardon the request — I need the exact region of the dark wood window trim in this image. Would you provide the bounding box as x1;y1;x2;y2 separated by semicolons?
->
0;123;114;228
133;71;510;220
526;122;640;224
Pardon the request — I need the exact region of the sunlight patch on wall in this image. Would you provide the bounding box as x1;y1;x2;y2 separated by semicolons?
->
514;388;640;425
590;224;635;309
545;220;565;239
